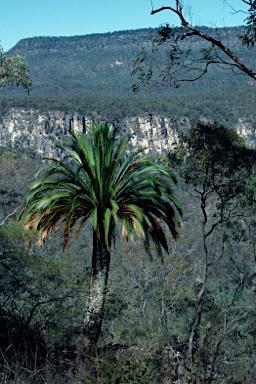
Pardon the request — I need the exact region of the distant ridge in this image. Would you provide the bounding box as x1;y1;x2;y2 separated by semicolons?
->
1;26;256;125
4;26;251;97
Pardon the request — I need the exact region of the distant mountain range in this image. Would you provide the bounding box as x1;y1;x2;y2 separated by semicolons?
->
1;27;256;125
5;29;155;98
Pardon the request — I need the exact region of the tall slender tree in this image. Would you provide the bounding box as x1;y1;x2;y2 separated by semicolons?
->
169;122;256;372
18;123;182;348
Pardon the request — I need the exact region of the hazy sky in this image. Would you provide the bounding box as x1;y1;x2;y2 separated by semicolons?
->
1;0;248;51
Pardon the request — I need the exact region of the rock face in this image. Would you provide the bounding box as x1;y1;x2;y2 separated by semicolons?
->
0;108;255;158
0;109;93;158
0;108;190;158
236;117;256;148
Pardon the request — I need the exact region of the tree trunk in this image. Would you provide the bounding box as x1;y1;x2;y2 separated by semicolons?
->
187;194;209;368
84;226;110;349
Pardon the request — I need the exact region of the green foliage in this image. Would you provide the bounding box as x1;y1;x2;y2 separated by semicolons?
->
240;0;256;47
0;44;31;91
99;351;161;384
0;150;38;218
171;122;255;195
3;83;256;125
0;224;62;371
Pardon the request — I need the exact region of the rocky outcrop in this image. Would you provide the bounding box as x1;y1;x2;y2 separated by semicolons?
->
0;108;255;158
123;115;190;154
236;117;256;148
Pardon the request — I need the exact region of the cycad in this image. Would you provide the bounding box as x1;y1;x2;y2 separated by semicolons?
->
18;123;182;347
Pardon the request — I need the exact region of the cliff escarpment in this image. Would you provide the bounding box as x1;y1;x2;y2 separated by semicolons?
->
0;108;255;158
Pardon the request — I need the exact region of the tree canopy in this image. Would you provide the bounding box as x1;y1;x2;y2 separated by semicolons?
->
0;43;31;91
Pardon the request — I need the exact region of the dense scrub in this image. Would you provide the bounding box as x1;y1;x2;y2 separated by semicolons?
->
1;85;256;126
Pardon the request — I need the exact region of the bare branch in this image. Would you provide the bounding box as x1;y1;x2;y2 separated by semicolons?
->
0;206;21;226
133;0;256;90
152;3;256;79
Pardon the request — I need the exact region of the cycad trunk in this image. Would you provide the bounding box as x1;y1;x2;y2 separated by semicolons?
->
84;226;110;348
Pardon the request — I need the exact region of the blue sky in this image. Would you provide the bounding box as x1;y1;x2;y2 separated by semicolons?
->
1;0;248;51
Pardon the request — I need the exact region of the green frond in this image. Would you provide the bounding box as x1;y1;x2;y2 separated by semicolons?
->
104;208;112;250
90;208;98;230
126;203;144;217
131;217;147;240
121;217;135;243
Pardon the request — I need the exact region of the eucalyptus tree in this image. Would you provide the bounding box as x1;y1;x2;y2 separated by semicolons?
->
169;122;256;376
0;44;31;91
18;123;182;348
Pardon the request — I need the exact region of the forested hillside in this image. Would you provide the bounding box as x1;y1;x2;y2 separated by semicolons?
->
1;27;256;124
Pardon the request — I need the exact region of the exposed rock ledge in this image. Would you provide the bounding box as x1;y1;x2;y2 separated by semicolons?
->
0;108;255;158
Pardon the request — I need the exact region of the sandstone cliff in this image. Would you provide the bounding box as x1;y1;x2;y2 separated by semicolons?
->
0;108;255;158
